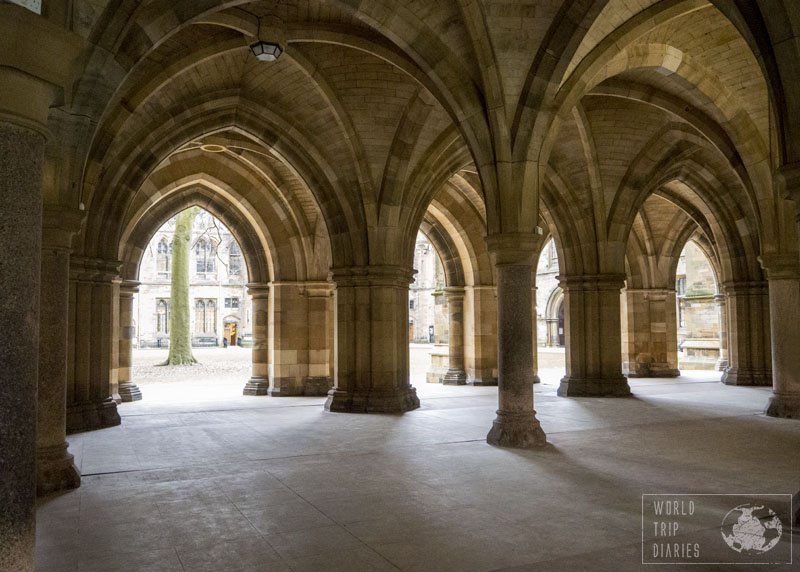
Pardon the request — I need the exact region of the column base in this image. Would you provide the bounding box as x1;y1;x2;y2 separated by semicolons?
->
468;378;498;386
303;376;333;396
243;377;270;396
442;368;467;385
486;411;547;449
765;393;800;419
324;387;420;413
36;443;80;496
533;374;541;384
557;375;632;397
721;367;772;386
118;382;142;402
626;365;680;378
715;359;729;372
66;398;121;434
267;377;333;397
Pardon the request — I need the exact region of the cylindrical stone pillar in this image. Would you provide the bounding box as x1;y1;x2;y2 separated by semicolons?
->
485;235;547;448
118;281;142;402
243;283;270;395
443;287;467;385
0;120;46;571
0;10;83;569
714;293;729;372
36;210;84;495
761;254;800;418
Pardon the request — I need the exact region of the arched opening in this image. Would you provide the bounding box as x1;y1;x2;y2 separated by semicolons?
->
408;232;449;385
675;239;722;373
129;207;253;401
535;238;567;380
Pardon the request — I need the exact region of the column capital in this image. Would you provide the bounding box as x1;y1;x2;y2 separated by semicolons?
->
721;280;768;295
119;280;140;296
0;5;86;134
42;207;84;250
758;253;800;280
246;282;270;298
69;256;122;283
485;233;539;266
443;286;466;300
330;265;414;287
558;273;626;291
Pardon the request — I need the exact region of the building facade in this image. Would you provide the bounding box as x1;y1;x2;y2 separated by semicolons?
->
133;210;252;348
409;233;445;343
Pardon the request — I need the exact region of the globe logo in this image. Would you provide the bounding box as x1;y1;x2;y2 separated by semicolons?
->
720;504;783;554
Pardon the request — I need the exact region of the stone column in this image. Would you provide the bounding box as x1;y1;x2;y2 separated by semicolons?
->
760;254;800;418
304;283;334;395
485;235;546;448
66;258;122;433
0;7;83;569
558;274;631;396
36;209;84;496
714;293;729;371
267;282;308;396
720;281;771;386
243;283;269;395
442;287;467;385
464;285;498;385
0;120;46;572
622;288;680;378
117;281;142;402
326;266;419;413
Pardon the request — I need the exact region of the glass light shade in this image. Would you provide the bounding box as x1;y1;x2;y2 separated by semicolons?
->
250;41;283;62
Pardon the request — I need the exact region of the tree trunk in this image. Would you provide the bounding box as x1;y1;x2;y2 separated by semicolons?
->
163;208;197;365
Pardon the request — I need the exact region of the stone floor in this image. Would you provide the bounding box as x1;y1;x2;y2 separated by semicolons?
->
36;349;799;571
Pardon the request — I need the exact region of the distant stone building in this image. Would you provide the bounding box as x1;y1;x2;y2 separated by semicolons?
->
536;239;563;347
409;233;445;343
676;240;721;367
133;210;252;348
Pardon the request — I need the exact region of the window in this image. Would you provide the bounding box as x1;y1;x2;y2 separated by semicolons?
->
409;299;415;310
676;277;686;296
194;299;217;334
195;238;216;274
228;242;242;275
156;238;171;277
224;297;240;309
194;300;206;334
156;299;170;334
206;300;216;333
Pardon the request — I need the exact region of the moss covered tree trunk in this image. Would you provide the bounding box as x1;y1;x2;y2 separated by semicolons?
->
163;207;198;365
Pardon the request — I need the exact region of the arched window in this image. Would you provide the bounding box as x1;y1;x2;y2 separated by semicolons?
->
157;238;171;277
194;299;217;334
195;239;216;275
228;241;242;276
195;300;206;334
156;299;169;334
206;300;217;333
